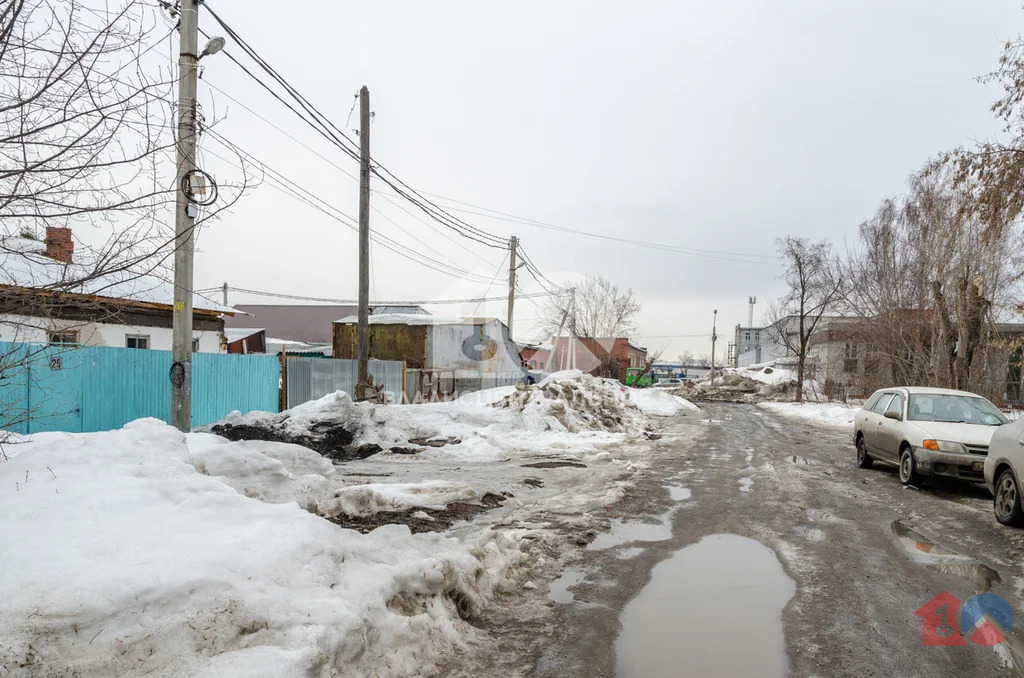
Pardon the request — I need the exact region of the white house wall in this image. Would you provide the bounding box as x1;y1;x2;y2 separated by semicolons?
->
0;313;223;352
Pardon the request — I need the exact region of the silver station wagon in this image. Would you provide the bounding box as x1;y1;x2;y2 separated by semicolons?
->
853;387;1007;485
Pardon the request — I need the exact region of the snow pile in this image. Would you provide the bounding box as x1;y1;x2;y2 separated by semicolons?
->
732;362;798;385
628;388;699;416
0;419;522;677
322;480;479;518
492;370;651;434
758;401;857;430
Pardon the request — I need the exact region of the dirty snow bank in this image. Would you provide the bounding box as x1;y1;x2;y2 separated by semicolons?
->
628;388;699;416
758;401;857;430
492;370;651;433
211;371;656;463
0;419;521;678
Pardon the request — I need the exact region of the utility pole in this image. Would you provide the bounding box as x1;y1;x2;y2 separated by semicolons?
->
568;287;577;370
222;282;228;306
356;85;371;401
507;235;518;341
170;0;200;432
711;310;719;377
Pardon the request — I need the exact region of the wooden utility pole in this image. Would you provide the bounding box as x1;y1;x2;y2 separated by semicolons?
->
507;235;518;340
710;308;718;380
356;85;370;401
170;0;200;431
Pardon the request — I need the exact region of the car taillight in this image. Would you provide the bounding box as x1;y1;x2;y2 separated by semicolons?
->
922;440;939;451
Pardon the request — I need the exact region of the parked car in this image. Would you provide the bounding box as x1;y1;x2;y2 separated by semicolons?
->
985;416;1024;526
601;377;628;394
653;378;685;388
853;387;1008;485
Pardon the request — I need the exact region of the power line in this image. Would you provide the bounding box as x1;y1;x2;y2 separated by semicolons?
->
200;132;498;284
201;1;508;252
472;251;509;317
199;285;561;306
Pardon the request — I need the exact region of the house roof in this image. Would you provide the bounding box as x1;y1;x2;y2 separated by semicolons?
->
335;313;507;327
226;304;357;343
224;328;265;343
0;236;234;315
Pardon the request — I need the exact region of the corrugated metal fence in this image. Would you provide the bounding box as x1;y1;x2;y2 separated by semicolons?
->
0;342;280;434
285;356;404;408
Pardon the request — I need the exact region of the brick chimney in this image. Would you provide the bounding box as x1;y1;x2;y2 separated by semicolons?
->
45;226;73;263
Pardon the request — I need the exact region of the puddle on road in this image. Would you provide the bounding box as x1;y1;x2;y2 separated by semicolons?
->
548;568;586;604
614;546;646;560
616;534;795;678
667;485;692;501
891;520;1001;591
588;512;674;550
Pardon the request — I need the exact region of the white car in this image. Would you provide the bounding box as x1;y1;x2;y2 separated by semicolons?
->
601;377;627;394
853;387;1008;485
985;416;1024;526
653;378;685;388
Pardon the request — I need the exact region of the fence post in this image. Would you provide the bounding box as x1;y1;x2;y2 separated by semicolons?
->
279;347;288;412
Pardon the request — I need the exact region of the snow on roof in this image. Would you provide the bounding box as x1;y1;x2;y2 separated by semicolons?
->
0;236;235;314
224;328;265;343
335;313;505;327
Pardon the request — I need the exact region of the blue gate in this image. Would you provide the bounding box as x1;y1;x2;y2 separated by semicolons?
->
0;342;280;434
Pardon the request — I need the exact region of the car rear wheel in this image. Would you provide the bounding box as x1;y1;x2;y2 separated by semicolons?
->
899;446;921;486
856;436;873;469
994;469;1024;527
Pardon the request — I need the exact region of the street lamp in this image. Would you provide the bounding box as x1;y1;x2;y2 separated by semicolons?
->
200;36;225;59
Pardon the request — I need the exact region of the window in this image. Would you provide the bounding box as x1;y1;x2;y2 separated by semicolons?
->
863;392;884;412
745;332;751;341
125;334;150;350
192;337;200;352
48;331;78;346
908;394;1007;425
884;393;904;419
845;343;858;360
871;393;895;415
755;332;760;340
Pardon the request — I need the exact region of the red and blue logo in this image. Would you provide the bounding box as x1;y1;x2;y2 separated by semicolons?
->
916;591;1014;646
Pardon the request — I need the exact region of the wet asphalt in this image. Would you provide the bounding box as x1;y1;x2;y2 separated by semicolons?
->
528;403;1024;678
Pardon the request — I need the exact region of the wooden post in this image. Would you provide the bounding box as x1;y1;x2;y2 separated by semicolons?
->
356;85;371;401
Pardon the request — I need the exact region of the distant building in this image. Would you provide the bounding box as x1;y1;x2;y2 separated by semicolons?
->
332;314;525;399
0;228;233;352
733;325;764;366
225;304;425;355
546;336;648;384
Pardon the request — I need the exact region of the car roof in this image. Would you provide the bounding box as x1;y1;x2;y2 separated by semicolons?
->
874;386;986;397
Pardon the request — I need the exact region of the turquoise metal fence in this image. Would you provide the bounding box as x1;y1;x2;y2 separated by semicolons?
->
0;342;280;434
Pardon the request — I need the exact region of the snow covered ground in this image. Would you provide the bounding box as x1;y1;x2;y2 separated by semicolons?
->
757;401;858;430
628;388;699;416
0;371;694;677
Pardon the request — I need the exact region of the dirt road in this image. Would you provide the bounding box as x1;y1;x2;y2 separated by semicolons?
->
513;403;1024;677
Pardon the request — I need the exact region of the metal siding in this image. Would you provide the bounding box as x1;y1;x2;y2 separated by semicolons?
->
0;342;280;433
286;357;404;407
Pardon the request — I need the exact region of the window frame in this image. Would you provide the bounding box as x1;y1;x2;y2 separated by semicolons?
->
125;334;150;350
48;331;79;346
871;393;896;415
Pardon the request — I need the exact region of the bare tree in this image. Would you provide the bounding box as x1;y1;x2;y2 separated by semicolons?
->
0;0;255;438
834;169;1022;398
766;237;842;402
541;275;642;339
540;275;643;377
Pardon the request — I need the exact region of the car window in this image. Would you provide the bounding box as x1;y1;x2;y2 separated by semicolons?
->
908;394;1008;425
885;393;904;418
871;393;895;415
863;392;883;412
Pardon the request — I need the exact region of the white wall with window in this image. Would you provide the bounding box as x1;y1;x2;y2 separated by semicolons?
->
0;314;224;352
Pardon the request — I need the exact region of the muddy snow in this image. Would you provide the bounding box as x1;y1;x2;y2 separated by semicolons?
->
0;371;692;677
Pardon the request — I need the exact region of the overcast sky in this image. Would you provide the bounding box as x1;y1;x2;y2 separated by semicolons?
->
188;0;1017;360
